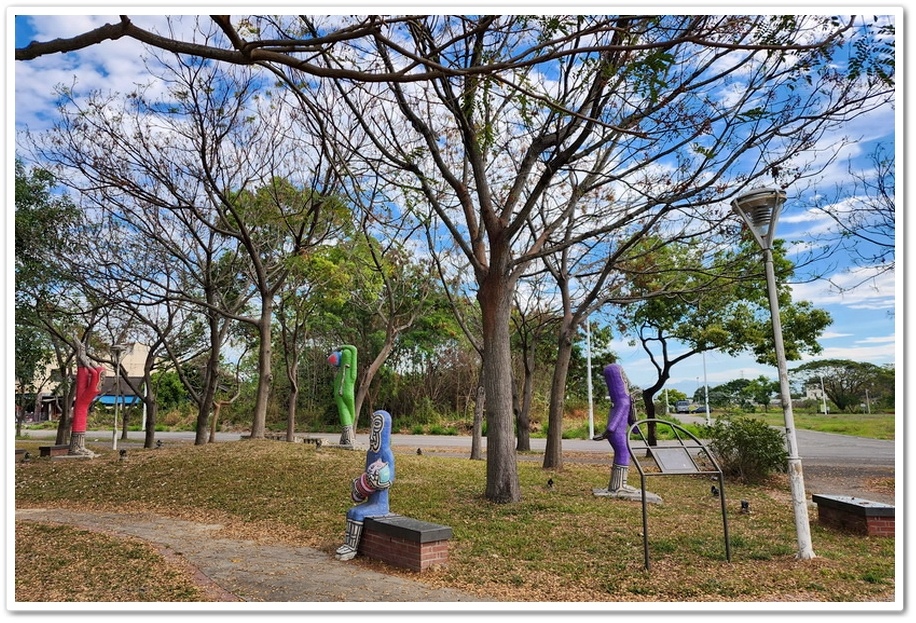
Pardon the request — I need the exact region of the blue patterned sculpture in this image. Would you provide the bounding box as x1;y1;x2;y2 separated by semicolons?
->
335;409;395;561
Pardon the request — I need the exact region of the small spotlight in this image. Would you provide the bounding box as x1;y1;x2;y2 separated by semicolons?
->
119;449;128;461
710;485;719;497
156;440;163;449
740;500;750;514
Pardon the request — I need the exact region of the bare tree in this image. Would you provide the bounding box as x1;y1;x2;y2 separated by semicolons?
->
18;15;894;502
815;144;895;291
510;274;561;453
22;50;346;439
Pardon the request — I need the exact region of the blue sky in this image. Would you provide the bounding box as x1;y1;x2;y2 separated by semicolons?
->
8;10;902;400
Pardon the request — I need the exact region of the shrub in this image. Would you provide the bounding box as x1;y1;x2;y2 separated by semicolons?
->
704;415;787;484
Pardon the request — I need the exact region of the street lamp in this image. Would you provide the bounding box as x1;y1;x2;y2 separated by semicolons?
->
731;187;815;560
585;317;595;440
820;374;829;415
110;344;127;451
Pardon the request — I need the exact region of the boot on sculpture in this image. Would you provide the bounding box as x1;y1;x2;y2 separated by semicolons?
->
335;519;364;561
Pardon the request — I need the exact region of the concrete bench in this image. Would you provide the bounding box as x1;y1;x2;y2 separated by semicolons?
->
247;433;326;446
360;515;452;571
812;494;894;537
39;444;70;458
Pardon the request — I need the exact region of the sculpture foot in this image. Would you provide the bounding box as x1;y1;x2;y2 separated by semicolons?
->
335;545;358;561
68;433;97;457
335;519;363;561
592;486;663;504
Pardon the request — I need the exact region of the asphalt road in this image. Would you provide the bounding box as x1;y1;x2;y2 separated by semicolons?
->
19;417;895;468
18;418;896;505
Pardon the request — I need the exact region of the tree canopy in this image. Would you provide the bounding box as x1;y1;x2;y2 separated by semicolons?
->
791;359;894;412
16;14;895;503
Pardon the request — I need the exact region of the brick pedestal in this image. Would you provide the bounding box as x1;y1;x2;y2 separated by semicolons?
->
360;515;452;571
812;494;894;537
38;445;70;457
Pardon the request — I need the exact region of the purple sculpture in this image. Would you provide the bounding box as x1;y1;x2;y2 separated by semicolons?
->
335;409;394;561
594;363;639;495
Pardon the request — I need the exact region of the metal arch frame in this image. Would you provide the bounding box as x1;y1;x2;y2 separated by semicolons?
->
626;418;732;570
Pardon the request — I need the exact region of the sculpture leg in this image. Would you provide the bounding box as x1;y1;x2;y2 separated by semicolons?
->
68;432;96;457
609;464;638;493
339;425;354;447
335;519;363;561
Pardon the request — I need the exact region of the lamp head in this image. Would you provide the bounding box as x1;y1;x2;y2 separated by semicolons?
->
730;187;786;249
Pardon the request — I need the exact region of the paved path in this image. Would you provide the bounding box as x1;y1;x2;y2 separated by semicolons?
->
15;507;489;604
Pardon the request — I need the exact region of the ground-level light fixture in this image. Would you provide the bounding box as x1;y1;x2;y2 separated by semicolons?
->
731;187;815;560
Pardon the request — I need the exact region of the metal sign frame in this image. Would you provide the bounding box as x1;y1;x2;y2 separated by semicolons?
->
626;419;732;570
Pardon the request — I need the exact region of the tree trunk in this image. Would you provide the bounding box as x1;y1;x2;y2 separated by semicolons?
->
470;383;484;461
55;381;75;446
514;376;532;452
144;400;158;448
543;316;576;469
479;272;521;503
285;386;298;442
284;351;300;442
640;363;673;448
354;336;396;430
515;349;535;452
641;386;663;447
121;399;130;440
250;299;275;439
209;402;222;443
196;314;222;445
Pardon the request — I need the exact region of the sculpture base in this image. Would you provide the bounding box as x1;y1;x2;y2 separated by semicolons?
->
327;442;365;451
592;487;663;505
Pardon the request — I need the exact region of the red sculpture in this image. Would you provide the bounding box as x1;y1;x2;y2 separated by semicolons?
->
69;340;104;457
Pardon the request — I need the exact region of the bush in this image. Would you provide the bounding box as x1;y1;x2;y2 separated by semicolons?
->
704;415;788;484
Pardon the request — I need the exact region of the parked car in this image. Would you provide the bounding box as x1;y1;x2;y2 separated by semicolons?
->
675;400;691;413
690;405;713;414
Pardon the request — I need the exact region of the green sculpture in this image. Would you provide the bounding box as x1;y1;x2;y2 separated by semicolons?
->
328;345;357;447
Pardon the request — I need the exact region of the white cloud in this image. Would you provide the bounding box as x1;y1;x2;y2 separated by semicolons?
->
801;341;896;365
791;265;895;310
818;330;853;340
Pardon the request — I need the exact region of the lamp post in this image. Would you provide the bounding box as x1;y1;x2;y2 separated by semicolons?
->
702;350;710;426
820;374;829;415
731;187;815;560
585;317;595;440
111;344;126;451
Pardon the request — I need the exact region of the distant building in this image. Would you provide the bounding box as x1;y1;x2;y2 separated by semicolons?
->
804;381;827;401
23;342;149;421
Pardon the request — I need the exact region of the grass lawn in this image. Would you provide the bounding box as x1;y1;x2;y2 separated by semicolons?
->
13;437;897;604
754;411;895;440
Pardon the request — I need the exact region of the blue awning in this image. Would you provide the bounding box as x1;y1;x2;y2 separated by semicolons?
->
95;395;140;405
